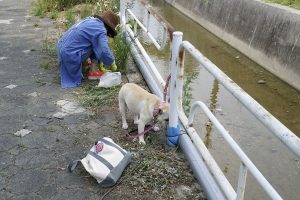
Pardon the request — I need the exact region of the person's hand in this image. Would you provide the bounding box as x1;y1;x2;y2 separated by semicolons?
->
99;62;117;72
111;61;117;72
99;62;108;72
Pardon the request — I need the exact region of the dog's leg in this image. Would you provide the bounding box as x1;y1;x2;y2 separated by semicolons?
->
119;98;128;129
133;115;139;125
138;121;146;145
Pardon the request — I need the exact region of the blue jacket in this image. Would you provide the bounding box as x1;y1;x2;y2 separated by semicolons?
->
57;17;115;88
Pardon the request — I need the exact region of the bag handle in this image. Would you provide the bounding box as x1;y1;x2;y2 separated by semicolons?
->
99;138;127;156
88;151;114;170
68;160;81;172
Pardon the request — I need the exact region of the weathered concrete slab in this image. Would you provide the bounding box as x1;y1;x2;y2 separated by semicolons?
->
165;0;300;90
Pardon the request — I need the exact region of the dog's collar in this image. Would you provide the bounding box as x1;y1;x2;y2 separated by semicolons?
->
153;101;165;117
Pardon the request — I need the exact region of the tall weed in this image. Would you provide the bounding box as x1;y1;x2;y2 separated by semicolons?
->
65;9;76;29
183;72;198;115
112;29;130;73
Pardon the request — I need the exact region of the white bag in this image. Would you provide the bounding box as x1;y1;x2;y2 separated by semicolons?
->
68;137;131;187
98;72;122;88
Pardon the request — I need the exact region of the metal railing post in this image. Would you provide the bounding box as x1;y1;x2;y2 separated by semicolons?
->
188;101;283;200
236;162;248;200
167;32;182;146
120;0;126;27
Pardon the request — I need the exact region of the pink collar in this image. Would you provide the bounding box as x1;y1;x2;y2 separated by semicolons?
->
153;101;165;117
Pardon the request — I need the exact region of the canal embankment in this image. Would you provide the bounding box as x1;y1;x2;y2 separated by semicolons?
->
164;0;300;91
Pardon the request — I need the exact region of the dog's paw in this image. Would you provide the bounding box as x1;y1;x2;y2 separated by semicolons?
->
139;139;146;145
153;125;160;132
122;123;128;129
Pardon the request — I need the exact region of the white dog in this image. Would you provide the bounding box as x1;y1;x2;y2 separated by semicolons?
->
118;83;169;144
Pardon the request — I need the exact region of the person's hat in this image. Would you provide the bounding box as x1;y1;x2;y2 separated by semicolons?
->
101;11;119;37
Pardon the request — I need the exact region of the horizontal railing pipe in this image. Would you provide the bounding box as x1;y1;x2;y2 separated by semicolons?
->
181;41;300;159
125;25;166;89
126;9;164;50
179;133;226;200
188;101;283;200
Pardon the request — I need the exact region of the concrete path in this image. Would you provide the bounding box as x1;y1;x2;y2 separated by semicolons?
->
0;0;121;199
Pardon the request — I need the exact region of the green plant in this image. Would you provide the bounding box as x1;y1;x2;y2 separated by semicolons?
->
80;4;92;19
265;0;300;9
110;0;120;12
77;84;122;115
41;38;58;70
50;10;59;19
183;72;198;115
42;39;57;58
32;0;48;17
35;77;47;86
65;9;76;29
40;61;50;69
112;29;130;73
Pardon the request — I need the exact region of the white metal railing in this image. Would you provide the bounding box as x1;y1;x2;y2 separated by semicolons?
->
173;39;300;199
120;0;300;199
179;41;300;159
122;1;174;89
188;101;282;200
170;33;236;200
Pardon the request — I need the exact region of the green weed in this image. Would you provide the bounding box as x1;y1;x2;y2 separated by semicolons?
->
32;0;48;17
35;77;47;86
265;0;300;9
77;84;122;115
65;9;76;29
183;72;198;115
80;4;92;19
50;10;59;19
42;39;57;58
112;29;130;73
41;39;58;70
40;61;50;69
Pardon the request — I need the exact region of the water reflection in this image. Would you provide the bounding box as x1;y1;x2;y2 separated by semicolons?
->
205;79;219;148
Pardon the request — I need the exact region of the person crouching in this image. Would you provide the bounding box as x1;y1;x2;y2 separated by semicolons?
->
57;11;119;88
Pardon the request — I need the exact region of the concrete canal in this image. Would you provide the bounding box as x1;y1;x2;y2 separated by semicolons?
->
129;0;300;199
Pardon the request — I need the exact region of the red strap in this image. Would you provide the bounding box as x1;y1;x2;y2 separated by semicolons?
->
163;74;171;102
125;124;155;141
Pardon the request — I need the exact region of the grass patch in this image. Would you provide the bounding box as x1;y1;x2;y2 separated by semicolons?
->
40;39;58;70
76;84;122;115
35;77;47;87
50;10;59;19
42;39;57;57
265;0;300;9
40;61;51;69
31;0;48;17
80;4;92;19
65;9;76;29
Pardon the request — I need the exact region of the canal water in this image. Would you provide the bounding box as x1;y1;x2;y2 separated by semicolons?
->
127;0;300;199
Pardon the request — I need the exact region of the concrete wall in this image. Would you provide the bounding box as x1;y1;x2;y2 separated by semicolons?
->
165;0;300;90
